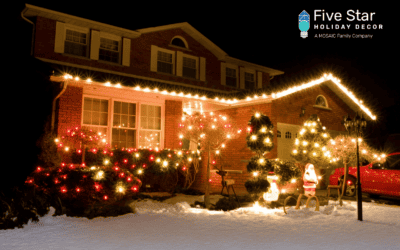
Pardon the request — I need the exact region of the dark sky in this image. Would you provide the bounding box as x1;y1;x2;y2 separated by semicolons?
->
17;3;399;136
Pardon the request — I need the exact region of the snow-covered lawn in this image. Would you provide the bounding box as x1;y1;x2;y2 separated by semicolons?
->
1;194;399;250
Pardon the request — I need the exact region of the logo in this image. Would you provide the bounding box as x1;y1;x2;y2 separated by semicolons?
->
299;10;310;38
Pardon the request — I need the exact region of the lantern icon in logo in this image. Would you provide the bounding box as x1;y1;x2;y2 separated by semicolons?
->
299;10;310;39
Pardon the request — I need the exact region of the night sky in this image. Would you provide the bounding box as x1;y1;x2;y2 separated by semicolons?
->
14;3;399;144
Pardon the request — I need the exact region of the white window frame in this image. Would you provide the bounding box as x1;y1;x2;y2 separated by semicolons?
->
111;99;137;149
63;24;90;57
138;103;162;149
182;54;199;79
315;95;328;108
169;35;189;50
81;95;111;141
151;45;175;74
98;32;122;64
244;69;256;90
225;63;239;88
81;95;164;150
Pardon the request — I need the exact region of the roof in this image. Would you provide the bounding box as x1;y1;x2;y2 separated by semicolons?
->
46;61;376;120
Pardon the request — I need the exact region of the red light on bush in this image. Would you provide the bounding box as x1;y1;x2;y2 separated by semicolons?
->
76;187;81;192
103;150;107;154
149;155;154;161
119;172;125;178
114;166;120;171
62;175;67;179
103;195;108;200
168;154;172;158
123;159;128;163
182;167;187;171
46;173;50;176
127;176;132;182
348;180;352;185
131;165;136;169
77;149;82;154
110;152;114;156
92;148;97;153
179;141;182;146
143;164;146;168
36;166;42;172
61;162;66;167
212;160;216;164
61;187;67;193
54;178;59;184
94;183;101;191
81;163;86;167
69;164;75;169
131;186;138;192
209;179;212;182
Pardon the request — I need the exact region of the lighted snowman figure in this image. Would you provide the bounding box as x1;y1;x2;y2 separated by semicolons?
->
264;175;280;202
303;163;318;196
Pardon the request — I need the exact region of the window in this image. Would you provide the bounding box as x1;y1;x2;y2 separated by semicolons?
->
82;96;164;149
140;104;161;149
226;68;237;87
285;132;292;139
277;131;281;138
182;57;196;78
315;95;328;107
245;72;255;89
112;101;136;149
64;29;88;57
99;37;119;63
157;51;173;74
82;97;108;135
171;38;186;48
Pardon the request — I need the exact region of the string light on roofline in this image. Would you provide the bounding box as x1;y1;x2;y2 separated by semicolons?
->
60;73;375;119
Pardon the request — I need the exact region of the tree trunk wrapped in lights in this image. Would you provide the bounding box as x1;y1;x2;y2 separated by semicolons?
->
326;135;382;196
178;112;241;208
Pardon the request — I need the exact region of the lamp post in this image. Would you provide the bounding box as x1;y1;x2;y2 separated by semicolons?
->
343;112;367;221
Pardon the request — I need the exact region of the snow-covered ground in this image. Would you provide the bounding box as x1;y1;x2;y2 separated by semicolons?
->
1;194;400;250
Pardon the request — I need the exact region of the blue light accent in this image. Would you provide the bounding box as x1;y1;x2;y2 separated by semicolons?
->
299;21;310;32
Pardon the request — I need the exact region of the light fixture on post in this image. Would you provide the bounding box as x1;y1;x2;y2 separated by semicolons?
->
343;112;367;221
300;107;306;117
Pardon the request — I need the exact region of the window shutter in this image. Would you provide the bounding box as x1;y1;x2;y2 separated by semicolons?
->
54;22;65;53
122;38;131;66
150;45;158;72
90;30;100;60
200;57;206;81
221;62;226;85
239;67;245;89
176;51;183;76
257;71;262;88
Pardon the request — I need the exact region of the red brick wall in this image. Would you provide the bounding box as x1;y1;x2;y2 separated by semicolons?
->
164;100;182;150
269;82;356;159
56;85;83;137
34;16;234;92
34;16;273;93
191;103;272;195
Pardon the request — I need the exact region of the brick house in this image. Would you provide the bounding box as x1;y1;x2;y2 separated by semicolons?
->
22;4;376;195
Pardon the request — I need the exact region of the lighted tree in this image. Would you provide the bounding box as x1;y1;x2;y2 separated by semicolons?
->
326;135;382;196
179;112;241;208
244;112;275;200
290;114;332;194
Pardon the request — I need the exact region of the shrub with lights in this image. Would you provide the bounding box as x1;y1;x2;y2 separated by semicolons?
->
178;111;241;208
244;112;275;201
326;135;382;196
290;114;332;194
